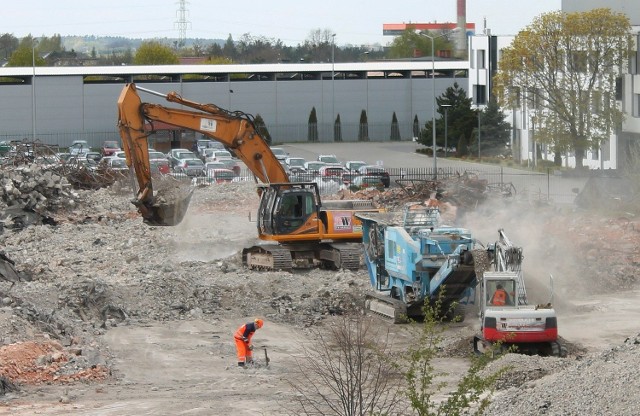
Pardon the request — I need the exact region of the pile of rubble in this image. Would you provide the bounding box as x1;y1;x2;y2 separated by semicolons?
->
0;166;638;414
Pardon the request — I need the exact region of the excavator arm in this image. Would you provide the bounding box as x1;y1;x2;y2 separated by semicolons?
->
117;83;289;225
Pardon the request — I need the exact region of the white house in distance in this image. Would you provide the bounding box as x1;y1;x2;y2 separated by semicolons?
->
469;0;640;170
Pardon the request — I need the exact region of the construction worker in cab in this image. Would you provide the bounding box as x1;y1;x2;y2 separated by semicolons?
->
491;284;509;306
234;318;264;367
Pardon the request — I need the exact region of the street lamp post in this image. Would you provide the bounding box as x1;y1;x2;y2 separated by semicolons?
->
441;104;451;157
331;33;336;139
418;31;456;178
31;38;38;140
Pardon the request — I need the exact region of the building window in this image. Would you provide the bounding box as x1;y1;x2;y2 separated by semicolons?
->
475;85;486;105
615;77;623;101
630;51;638;75
477;50;486;69
634;94;640;118
602;140;610;162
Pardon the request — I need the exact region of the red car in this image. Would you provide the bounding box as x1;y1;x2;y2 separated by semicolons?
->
101;140;121;157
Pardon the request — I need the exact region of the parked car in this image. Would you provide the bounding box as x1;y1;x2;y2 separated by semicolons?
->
112;150;128;160
69;140;91;156
85;152;102;162
101;140;120;157
317;154;341;166
357;165;391;188
217;158;241;175
169;150;197;169
207;168;237;183
175;158;205;176
344;160;367;172
106;157;129;172
285;157;306;172
204;161;226;171
270;147;289;161
203;149;232;162
318;165;349;182
349;175;385;191
304;161;328;175
150;158;170;174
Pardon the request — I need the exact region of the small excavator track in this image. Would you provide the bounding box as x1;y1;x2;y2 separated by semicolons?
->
242;245;293;271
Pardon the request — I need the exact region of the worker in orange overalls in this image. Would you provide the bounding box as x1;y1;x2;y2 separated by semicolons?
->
491;284;509;306
234;318;264;367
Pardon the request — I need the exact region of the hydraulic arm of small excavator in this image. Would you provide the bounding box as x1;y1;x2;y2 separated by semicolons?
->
117;83;289;225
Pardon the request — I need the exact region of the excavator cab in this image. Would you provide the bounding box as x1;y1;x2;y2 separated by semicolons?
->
256;183;321;238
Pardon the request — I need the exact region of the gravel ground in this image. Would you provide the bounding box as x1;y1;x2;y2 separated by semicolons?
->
0;174;639;414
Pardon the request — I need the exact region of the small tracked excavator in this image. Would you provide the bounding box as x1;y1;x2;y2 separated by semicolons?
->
117;83;380;271
473;229;564;356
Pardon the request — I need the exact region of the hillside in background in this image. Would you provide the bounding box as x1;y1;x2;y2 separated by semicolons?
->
61;35;225;56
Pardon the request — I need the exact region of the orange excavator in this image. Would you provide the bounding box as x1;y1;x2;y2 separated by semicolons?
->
117;83;380;271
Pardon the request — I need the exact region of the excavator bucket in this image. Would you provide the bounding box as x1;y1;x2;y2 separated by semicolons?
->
118;83;194;226
135;182;194;226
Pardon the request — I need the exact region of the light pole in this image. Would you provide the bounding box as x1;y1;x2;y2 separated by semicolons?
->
331;33;336;139
441;104;451;157
418;31;455;178
477;106;481;160
31;38;38;140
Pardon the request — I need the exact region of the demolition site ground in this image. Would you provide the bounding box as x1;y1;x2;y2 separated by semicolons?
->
0;155;639;415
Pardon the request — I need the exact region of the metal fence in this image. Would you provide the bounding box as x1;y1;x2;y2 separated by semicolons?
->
177;165;587;206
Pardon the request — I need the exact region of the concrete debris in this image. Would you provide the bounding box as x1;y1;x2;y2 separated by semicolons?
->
0;173;637;414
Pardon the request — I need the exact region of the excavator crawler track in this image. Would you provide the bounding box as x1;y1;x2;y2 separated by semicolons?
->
318;243;362;270
365;293;408;323
242;246;293;271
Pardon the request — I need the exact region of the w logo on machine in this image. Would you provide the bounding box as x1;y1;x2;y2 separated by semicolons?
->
334;212;352;231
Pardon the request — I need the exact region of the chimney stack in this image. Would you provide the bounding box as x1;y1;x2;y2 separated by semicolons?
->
456;0;467;58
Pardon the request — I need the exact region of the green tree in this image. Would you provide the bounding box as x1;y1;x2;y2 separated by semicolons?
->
405;295;508;416
413;114;421;139
419;82;476;150
469;98;512;157
494;8;631;168
391;112;401;141
334;113;342;142
358;109;369;141
7;37;45;67
308;107;318;142
0;33;19;59
222;34;237;60
133;41;179;65
388;28;454;59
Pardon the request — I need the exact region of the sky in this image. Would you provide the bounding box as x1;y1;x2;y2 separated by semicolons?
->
5;0;562;46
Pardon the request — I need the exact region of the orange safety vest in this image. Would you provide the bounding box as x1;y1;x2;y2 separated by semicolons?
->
491;289;507;306
234;322;256;342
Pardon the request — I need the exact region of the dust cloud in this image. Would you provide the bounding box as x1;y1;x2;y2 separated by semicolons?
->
458;198;599;311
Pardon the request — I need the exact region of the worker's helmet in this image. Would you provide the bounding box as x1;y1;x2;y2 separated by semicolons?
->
255;318;264;329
